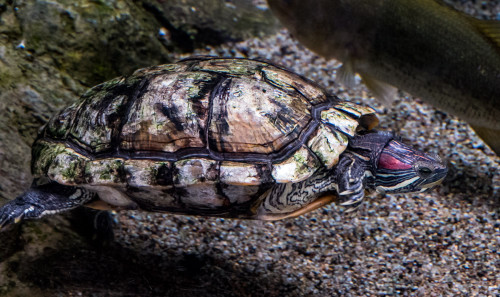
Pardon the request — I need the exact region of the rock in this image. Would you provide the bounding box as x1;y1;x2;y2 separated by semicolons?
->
139;0;279;52
0;1;279;295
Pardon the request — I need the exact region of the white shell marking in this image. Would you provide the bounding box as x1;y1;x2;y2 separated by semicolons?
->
173;158;218;186
307;124;349;168
271;145;319;183
321;107;360;137
220;161;263;185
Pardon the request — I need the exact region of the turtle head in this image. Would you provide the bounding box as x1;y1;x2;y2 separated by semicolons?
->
374;140;447;194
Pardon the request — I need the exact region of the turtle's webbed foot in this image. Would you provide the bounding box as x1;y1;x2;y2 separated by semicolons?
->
338;184;365;209
0;199;42;229
335;153;366;210
0;184;95;230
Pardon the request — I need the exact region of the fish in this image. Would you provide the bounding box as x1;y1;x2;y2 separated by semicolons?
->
267;0;500;154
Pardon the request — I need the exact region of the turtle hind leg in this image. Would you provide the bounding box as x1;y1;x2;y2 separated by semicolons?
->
69;207;115;249
0;182;95;229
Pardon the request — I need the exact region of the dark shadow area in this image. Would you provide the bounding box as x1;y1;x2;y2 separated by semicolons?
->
438;160;499;212
69;207;116;250
140;1;223;52
442;160;496;194
11;239;299;297
0;224;23;262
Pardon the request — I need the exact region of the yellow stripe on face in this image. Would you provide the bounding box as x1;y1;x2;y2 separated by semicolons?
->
420;177;446;190
377;176;420;192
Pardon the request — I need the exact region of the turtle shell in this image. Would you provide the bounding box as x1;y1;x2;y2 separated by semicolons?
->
31;57;378;218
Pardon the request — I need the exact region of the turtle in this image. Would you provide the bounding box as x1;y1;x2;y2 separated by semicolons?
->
0;57;447;228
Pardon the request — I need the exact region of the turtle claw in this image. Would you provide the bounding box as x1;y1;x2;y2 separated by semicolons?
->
338;190;365;211
339;196;365;212
337;175;365;210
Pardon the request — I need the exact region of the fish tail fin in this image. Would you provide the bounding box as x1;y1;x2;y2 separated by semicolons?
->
470;125;500;155
336;60;357;88
360;73;398;107
469;18;500;49
337;60;398;107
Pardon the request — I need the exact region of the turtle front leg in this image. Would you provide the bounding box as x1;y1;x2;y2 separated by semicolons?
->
334;153;367;209
0;182;95;229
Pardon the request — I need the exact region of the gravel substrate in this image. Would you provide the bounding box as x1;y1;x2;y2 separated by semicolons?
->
107;2;500;296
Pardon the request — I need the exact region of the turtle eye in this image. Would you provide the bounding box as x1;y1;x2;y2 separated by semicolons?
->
417;166;433;178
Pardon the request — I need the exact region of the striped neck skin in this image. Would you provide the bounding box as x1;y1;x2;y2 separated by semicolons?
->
374;140;447;194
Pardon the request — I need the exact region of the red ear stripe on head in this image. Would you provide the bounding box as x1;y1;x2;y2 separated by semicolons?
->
378;152;412;170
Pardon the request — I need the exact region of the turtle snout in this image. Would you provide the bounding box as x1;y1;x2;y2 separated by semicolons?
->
418;163;448;190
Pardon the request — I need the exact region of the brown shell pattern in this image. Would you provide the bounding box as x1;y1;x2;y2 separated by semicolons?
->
32;58;378;217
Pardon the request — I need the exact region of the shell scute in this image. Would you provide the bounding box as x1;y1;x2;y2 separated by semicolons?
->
333;101;379;130
173;158;219;186
43;102;81;140
68;75;137;153
131;63;188;77
85;159;125;186
259;67;329;105
31;140;66;177
189;58;268;76
321;108;361;137
124;160;173;188
220;161;271;185
271;145;320;183
208;76;312;154
307;124;349;169
31;140;87;185
47;149;87;186
120;71;216;152
154;162;174;186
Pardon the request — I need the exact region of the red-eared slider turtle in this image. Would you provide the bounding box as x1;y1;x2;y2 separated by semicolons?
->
0;57;447;227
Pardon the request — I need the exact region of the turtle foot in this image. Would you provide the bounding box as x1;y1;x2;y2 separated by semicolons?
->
0;184;95;230
335;153;366;210
0;199;41;229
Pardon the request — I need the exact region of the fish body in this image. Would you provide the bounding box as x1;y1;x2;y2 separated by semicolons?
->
268;0;500;153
